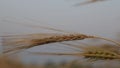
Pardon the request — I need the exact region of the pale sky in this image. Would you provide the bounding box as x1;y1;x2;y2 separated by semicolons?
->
0;0;120;37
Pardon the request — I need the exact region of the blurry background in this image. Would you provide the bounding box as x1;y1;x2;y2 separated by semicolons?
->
0;0;120;64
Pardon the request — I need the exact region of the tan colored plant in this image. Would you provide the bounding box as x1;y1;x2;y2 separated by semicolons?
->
1;18;120;59
28;43;120;60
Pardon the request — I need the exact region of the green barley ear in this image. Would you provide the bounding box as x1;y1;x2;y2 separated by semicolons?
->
82;45;120;60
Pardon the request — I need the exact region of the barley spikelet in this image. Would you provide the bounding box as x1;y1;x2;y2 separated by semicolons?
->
1;18;120;55
82;45;120;60
1;33;92;54
29;44;120;60
1;33;120;55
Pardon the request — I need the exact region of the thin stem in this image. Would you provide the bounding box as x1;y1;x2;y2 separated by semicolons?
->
93;36;120;47
27;51;83;56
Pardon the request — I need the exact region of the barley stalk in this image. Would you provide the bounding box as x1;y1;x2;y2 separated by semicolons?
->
29;44;120;60
6;18;120;46
82;46;120;60
3;33;120;54
1;18;120;56
2;33;93;54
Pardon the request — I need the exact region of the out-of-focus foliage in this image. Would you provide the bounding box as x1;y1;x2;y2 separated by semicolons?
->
1;56;120;68
73;0;108;6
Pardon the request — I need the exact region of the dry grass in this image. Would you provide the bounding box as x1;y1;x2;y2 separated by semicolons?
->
0;55;120;68
0;56;25;68
2;33;120;56
1;33;93;54
1;18;120;68
0;56;91;68
28;43;120;60
1;20;120;60
0;1;119;68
